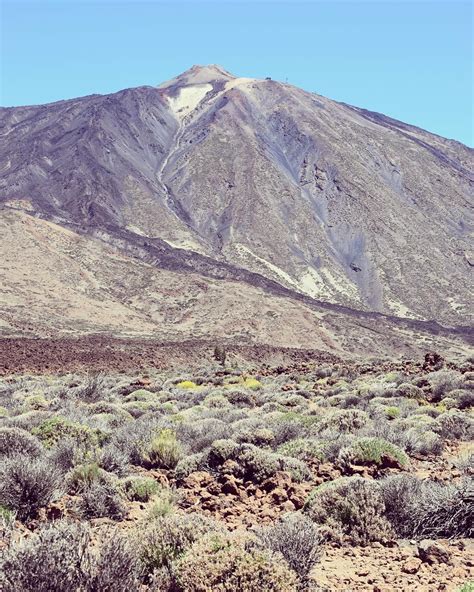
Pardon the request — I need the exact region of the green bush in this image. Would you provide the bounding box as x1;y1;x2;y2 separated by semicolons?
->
141;429;183;469
147;487;176;518
338;437;409;470
318;409;370;434
121;476;160;502
32;416;104;449
66;462;107;494
174;532;297;592
277;438;325;463
23;394;50;411
139;513;222;575
236;444;280;482
124;389;157;402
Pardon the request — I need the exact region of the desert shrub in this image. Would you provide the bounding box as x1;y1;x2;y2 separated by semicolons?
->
173;532;297;592
66;462;112;494
454;449;474;475
139;513;222;576
86;533;142;592
402;427;443;456
427;370;462;401
78;480;127;520
277;456;312;482
224;389;256;408
278;393;310;410
121;401;161;417
235;444;280;482
0;426;43;458
147;487;176;518
0;521;90;592
202;393;230;409
270;416;308;446
304;476;392;545
257;513;320;591
233;417;275;446
110;415;165;464
318;409;370;434
23;394;50;411
395;383;424;400
98;443;130;476
0;505;16;547
87;411;130;431
32;416;103;449
449;389;474;410
277;438;325;463
338;437;408;470
74;374;106;403
124;389;157;402
48;437;84;472
174;452;206;480
141;429;183;469
378;371;406;386
176;418;229;453
384;406;400;419
434;410;474;440
122;476;160;502
208;438;240;467
316;432;355;462
0;455;62;520
334;392;365;409
381;474;473;538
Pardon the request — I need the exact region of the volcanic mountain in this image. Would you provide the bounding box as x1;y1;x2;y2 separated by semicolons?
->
0;65;472;357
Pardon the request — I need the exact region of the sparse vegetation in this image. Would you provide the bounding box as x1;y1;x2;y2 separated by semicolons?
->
0;358;472;588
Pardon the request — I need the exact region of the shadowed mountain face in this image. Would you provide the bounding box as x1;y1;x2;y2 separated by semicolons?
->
1;65;472;355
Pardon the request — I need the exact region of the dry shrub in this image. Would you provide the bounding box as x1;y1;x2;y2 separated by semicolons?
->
381;474;473;538
173;532;298;592
304;476;392;545
257;513;321;591
0;455;62;520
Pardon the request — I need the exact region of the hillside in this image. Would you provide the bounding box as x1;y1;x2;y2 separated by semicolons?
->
1;65;472;356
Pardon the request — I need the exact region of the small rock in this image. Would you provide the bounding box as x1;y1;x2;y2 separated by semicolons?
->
402;558;422;574
271;487;288;503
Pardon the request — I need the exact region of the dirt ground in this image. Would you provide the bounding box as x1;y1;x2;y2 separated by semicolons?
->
0;337;342;376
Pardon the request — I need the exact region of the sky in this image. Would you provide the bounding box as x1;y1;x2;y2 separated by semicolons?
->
1;0;472;145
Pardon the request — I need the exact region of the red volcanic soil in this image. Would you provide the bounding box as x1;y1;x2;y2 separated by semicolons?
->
0;337;340;375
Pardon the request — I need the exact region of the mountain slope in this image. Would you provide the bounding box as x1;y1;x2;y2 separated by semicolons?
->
1;65;472;354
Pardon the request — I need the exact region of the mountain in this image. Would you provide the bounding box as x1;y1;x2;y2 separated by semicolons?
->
0;65;472;357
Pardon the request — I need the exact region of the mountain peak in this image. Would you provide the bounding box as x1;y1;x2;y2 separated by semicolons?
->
158;64;235;89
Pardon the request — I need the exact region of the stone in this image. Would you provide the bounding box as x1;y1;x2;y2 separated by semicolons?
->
418;540;451;565
402;558;422;574
221;476;240;496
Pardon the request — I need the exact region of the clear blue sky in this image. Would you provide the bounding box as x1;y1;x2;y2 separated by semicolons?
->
1;0;472;145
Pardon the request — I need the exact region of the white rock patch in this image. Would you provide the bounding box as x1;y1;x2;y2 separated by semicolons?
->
167;84;212;120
